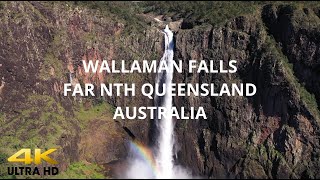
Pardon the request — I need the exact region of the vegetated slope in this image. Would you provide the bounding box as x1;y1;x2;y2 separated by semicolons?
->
0;1;319;179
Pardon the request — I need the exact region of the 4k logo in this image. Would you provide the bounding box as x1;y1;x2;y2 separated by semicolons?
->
8;149;58;165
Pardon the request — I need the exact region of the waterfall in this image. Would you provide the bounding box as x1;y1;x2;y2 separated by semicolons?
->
124;25;192;179
154;24;175;179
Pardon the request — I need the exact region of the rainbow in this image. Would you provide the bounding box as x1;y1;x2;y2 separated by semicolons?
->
129;140;159;177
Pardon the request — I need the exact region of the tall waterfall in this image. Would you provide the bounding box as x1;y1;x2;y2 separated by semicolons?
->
124;25;192;179
154;24;175;179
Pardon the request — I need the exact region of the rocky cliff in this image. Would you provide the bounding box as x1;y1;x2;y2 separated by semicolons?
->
174;6;320;179
0;1;319;179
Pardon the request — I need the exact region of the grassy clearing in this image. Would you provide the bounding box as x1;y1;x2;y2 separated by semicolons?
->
74;100;115;130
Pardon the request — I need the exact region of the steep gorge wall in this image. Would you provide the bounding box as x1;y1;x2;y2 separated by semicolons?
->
0;1;319;179
172;5;320;179
0;1;160;173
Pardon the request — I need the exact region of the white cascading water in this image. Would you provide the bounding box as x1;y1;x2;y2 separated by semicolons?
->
155;24;175;179
124;25;193;179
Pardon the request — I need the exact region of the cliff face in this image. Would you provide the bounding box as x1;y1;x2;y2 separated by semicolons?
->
173;7;320;178
262;5;320;108
0;1;319;179
0;1;160;174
